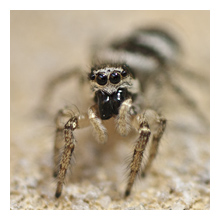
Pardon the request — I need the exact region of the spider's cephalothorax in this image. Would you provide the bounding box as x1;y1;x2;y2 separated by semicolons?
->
88;64;138;120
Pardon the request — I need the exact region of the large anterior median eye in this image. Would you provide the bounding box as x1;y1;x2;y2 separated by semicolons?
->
110;72;121;84
97;73;107;85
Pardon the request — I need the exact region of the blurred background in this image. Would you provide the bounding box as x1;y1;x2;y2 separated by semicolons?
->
10;11;209;210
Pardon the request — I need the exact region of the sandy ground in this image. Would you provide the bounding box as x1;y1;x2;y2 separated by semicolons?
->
10;11;210;210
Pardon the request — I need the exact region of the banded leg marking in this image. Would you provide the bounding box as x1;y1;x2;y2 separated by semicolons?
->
55;117;78;198
125;122;151;197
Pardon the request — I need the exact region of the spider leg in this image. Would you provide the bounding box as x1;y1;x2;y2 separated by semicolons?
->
53;127;63;177
39;67;84;116
174;64;209;85
116;98;133;136
165;65;209;126
141;112;166;177
125;109;166;197
54;108;90;198
55;116;78;198
88;104;108;144
125;111;151;197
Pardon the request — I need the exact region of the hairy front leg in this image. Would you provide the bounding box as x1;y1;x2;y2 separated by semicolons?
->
88;104;107;144
53;126;63;178
125;119;151;197
141;112;166;177
54;108;90;198
53;108;90;177
55;117;78;198
116;98;133;136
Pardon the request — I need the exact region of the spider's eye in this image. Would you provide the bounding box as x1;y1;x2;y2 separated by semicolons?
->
121;70;127;77
97;73;107;85
110;72;121;84
89;72;95;80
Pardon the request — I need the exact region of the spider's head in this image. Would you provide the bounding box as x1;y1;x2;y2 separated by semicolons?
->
88;64;140;120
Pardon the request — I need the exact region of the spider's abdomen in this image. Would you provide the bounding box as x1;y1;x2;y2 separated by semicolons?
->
95;88;130;120
94;27;180;77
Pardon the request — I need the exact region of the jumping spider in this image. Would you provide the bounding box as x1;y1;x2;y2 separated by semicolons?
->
42;27;208;198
